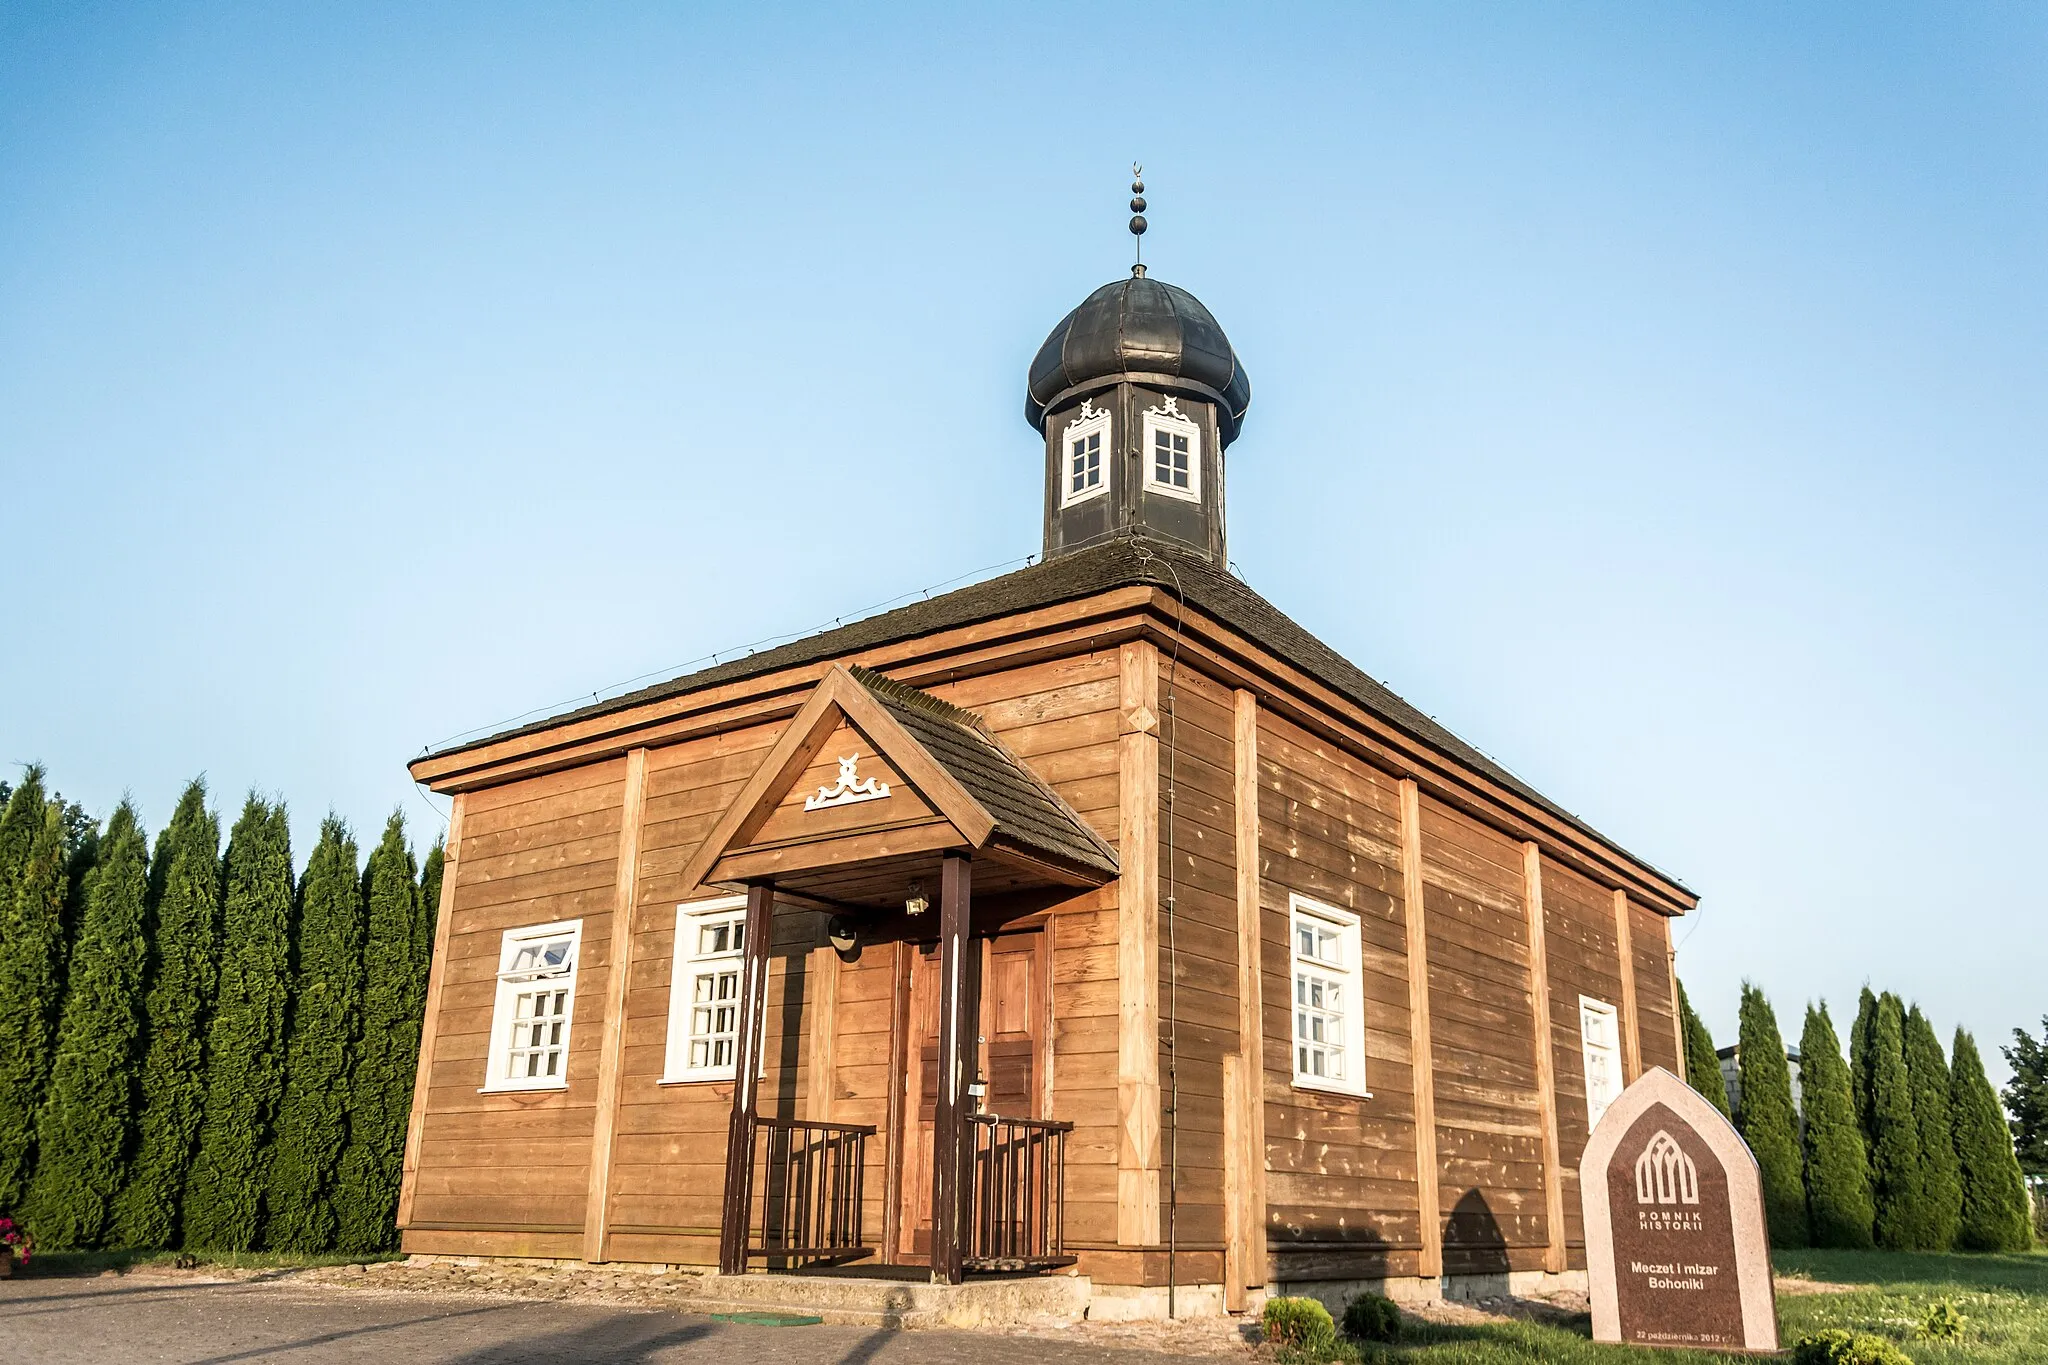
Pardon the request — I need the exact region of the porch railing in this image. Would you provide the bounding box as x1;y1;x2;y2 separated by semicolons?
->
748;1116;876;1266
967;1113;1074;1271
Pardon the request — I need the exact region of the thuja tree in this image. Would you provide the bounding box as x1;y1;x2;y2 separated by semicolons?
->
0;776;73;1207
1870;992;1930;1249
1851;987;1879;1140
1905;1004;1963;1250
418;838;444;963
334;814;422;1253
183;797;294;1250
111;782;222;1247
1678;980;1731;1117
1952;1028;2032;1251
1799;1002;1874;1249
24;803;151;1246
264;817;364;1252
1736;983;1807;1247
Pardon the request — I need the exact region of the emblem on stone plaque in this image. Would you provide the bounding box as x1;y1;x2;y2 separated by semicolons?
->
1580;1066;1779;1352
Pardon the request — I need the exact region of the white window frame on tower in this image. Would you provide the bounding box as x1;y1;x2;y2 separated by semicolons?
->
1580;995;1623;1129
662;894;753;1083
1289;893;1370;1098
1142;397;1202;503
480;919;583;1093
1059;401;1111;508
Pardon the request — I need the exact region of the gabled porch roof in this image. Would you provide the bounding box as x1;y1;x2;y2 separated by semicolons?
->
676;665;1116;908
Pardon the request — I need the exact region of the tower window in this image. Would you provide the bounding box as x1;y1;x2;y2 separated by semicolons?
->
1060;402;1110;507
1142;398;1201;503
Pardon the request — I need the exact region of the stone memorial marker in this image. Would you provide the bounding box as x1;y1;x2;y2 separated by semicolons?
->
1580;1066;1778;1352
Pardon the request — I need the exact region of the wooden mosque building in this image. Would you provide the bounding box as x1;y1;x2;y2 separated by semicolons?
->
399;257;1696;1314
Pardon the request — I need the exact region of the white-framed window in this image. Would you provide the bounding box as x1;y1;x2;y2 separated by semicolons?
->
663;895;751;1082
1060;402;1110;507
1290;894;1369;1096
481;919;582;1092
1581;995;1623;1129
1142;398;1201;503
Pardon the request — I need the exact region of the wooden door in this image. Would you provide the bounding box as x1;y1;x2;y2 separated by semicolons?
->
894;929;1045;1262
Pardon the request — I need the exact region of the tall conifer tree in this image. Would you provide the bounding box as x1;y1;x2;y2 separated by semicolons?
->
1736;983;1807;1246
112;782;222;1247
1905;1004;1963;1250
0;778;71;1207
182;797;293;1250
1951;1029;2032;1252
418;838;444;964
334;814;421;1253
1851;986;1879;1139
25;803;150;1246
264;818;364;1251
1870;992;1929;1249
1678;980;1731;1116
1799;1003;1874;1249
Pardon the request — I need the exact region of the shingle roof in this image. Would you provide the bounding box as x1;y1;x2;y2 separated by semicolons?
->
426;536;1688;898
847;666;1118;880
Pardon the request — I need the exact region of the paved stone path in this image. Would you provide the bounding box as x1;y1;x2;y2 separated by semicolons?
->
0;1271;1236;1365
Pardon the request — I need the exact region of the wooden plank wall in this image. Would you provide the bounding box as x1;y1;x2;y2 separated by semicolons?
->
1628;903;1681;1076
1146;662;1240;1278
1416;796;1549;1277
403;756;629;1257
1534;855;1626;1260
1254;709;1424;1282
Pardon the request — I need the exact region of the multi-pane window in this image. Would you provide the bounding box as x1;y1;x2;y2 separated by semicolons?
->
1581;996;1623;1129
1152;427;1190;489
665;896;750;1081
1142;401;1201;502
1290;895;1368;1096
1060;405;1110;507
482;920;582;1092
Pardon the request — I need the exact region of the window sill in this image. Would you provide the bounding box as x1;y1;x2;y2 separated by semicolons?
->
658;1074;736;1087
1143;481;1201;505
477;1081;569;1095
1291;1076;1371;1100
1059;485;1108;510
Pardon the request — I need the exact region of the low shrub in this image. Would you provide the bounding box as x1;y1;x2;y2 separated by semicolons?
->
1262;1296;1338;1355
1792;1328;1915;1365
1916;1298;1966;1340
1340;1293;1401;1343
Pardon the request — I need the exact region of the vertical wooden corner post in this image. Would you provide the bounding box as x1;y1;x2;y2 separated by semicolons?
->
1521;843;1567;1276
1398;779;1443;1282
930;850;979;1285
717;881;776;1276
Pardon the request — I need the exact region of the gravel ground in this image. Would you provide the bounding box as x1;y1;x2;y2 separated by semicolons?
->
0;1264;1257;1365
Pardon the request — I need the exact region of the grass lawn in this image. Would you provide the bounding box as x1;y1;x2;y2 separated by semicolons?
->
1275;1248;2048;1364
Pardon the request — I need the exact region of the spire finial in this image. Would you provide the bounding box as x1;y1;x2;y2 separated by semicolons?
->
1129;163;1147;277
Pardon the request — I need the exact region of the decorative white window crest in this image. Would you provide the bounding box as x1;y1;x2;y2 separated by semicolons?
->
804;753;893;811
1634;1130;1701;1206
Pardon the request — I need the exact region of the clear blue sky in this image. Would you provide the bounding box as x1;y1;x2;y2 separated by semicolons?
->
3;4;2042;1076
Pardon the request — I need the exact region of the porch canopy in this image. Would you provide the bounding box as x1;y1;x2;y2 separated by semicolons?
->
679;664;1116;1282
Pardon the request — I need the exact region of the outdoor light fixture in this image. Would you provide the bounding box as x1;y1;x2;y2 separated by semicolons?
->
904;879;929;916
826;915;859;955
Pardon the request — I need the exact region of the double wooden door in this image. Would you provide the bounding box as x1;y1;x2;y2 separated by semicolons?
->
894;928;1047;1262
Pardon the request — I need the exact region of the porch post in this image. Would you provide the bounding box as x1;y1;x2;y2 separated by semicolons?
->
930;851;979;1285
717;881;775;1275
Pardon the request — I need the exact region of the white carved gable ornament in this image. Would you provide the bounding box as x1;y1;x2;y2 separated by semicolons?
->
804;753;893;811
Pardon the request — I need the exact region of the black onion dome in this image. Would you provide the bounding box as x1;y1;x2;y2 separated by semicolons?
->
1026;275;1252;444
